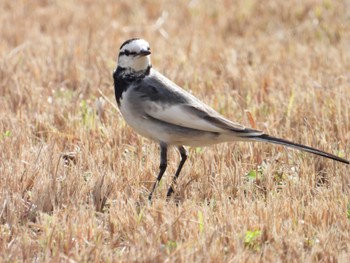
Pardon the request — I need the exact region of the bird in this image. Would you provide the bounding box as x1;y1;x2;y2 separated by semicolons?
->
113;38;349;201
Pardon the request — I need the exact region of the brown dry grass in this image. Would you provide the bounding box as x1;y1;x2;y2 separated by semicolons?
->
1;0;350;262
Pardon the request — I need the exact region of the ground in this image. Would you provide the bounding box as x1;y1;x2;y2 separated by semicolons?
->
1;0;350;262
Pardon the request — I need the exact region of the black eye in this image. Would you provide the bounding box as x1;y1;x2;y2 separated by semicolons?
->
124;50;130;56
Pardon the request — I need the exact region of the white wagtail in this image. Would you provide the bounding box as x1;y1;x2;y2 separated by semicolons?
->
113;38;349;200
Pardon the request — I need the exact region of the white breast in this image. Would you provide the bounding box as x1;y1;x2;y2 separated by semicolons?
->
119;88;158;141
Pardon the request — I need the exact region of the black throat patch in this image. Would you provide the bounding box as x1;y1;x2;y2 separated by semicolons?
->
113;65;151;106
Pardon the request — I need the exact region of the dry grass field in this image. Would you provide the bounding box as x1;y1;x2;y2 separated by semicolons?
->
1;0;350;262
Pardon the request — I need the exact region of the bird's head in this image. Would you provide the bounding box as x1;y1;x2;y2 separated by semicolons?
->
117;38;151;73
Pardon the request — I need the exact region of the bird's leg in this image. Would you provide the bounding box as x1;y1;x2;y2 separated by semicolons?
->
148;143;167;201
166;146;188;199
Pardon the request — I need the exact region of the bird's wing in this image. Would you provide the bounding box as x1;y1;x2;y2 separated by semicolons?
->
146;102;263;136
132;72;263;136
146;102;234;133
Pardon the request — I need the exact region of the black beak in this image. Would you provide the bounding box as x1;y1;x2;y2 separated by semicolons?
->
139;50;151;57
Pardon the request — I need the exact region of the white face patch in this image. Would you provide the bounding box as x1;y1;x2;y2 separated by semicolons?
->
118;39;151;72
118;54;151;72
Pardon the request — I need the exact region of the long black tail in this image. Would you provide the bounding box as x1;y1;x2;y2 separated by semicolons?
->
251;134;349;164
